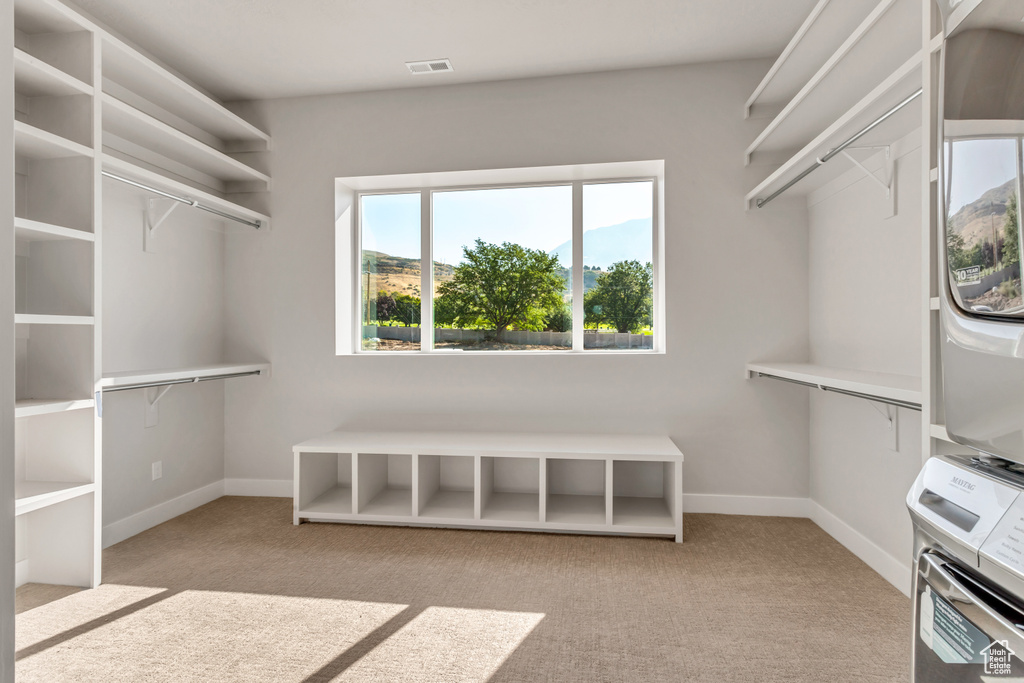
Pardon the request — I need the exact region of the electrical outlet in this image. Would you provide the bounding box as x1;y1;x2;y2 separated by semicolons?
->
152;461;162;481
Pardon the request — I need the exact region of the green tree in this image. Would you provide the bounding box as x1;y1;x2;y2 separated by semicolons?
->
392;293;421;326
436;239;565;339
374;291;397;322
947;221;969;271
1003;192;1020;267
584;260;653;333
544;303;572;333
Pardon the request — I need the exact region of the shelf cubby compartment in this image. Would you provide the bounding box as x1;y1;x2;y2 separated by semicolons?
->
356;453;413;517
296;452;353;518
15;152;94;234
417;455;474;520
15;47;93;99
15;120;93;160
16;235;93;318
612;461;677;531
16;323;95;408
16;493;96;588
15;408;95;517
14;0;93;86
480;456;540;523
545;458;608;526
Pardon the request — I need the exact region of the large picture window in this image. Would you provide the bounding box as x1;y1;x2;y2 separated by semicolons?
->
345;163;662;354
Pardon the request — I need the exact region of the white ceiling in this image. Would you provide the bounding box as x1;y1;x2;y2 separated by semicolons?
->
74;0;818;102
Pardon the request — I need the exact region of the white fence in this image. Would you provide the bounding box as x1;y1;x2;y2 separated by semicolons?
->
364;326;652;349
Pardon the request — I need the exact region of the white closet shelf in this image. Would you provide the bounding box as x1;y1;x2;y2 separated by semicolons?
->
745;0;921;163
101;38;270;148
745;51;922;209
14;314;94;325
15;121;93;160
15;398;95;419
746;361;922;406
746;0;887;116
100;362;271;390
14;0;89;35
102;94;270;186
14;47;93;98
14;217;94;243
101;154;271;227
16;481;94;517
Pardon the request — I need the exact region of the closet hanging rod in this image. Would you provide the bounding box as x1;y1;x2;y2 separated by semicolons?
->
101;370;264;393
755;88;923;209
101;170;263;230
754;372;922;411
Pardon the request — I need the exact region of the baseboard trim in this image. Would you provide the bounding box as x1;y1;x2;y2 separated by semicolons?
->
808;500;911;597
15;559;29;588
684;493;811;518
102;480;225;548
224;478;292;497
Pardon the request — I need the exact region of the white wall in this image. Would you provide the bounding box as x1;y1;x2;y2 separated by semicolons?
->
807;139;924;572
1;0;15;677
101;179;227;531
223;61;812;500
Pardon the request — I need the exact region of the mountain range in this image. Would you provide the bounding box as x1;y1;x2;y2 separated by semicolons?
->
549;218;653;269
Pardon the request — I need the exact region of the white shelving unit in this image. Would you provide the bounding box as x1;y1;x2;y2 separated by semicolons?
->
744;0;926;209
294;431;684;542
745;0;942;447
13;0;100;590
10;0;273;591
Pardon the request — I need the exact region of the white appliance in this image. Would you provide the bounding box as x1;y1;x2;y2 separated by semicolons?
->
909;455;1024;680
912;1;1024;680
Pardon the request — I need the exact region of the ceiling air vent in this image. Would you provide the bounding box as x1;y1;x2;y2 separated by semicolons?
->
406;58;453;75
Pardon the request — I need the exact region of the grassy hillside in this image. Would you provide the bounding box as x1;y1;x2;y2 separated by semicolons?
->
949;178;1015;248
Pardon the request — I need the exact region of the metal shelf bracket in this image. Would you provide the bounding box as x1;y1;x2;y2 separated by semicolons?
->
838;145;897;217
144;197;181;252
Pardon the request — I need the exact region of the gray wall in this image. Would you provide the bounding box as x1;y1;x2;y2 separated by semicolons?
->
1;0;14;677
807;143;924;563
223;60;812;499
101;179;226;531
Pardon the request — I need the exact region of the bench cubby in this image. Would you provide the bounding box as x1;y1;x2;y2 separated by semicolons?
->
293;431;684;542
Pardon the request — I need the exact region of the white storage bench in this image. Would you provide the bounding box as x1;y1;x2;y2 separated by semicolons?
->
293;431;684;542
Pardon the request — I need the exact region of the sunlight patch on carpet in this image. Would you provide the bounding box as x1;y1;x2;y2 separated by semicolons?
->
17;584;168;651
16;590;408;683
336;606;545;683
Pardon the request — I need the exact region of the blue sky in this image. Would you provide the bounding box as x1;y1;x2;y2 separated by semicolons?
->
948;138;1018;214
361;181;653;266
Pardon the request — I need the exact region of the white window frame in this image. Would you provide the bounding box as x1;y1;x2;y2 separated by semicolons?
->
336;161;665;355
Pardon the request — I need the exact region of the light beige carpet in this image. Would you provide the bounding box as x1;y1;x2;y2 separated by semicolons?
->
16;497;911;682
